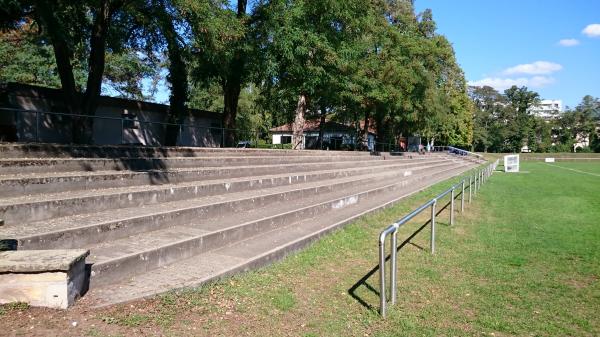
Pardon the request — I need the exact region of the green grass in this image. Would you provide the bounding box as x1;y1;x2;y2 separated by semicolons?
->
4;162;599;336
545;162;600;175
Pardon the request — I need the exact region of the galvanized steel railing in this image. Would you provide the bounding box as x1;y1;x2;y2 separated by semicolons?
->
378;159;499;317
433;145;484;159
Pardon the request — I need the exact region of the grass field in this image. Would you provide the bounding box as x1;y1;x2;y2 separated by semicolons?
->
1;162;599;337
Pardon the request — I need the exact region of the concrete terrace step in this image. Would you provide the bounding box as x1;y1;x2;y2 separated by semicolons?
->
0;143;376;159
0;154;387;174
85;161;475;307
0;159;450;223
85;161;470;287
0;157;441;197
2;161;460;249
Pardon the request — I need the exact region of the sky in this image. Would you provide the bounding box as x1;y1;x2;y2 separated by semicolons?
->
414;0;600;109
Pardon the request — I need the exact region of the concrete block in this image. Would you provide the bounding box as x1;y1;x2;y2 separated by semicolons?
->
0;249;89;309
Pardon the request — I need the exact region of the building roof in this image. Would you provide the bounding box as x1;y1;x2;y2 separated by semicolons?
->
270;119;376;134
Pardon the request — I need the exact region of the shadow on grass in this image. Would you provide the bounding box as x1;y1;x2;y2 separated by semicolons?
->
348;219;432;311
348;193;462;311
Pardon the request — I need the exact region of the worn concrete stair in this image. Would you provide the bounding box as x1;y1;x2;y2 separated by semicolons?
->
85;162;468;288
2;160;457;249
0;143;376;158
0;154;388;174
0;158;449;223
0;143;479;307
85;160;472;307
0;156;431;196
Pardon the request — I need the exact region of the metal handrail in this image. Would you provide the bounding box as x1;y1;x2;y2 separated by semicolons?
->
378;158;499;317
433;145;484;159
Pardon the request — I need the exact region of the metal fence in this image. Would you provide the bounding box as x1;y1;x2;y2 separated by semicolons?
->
0;107;489;154
377;158;499;317
0;107;256;147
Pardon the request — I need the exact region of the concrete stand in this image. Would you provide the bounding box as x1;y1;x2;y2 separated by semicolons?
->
0;250;89;309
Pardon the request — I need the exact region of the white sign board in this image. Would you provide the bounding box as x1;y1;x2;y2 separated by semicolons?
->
545;158;555;163
504;154;520;173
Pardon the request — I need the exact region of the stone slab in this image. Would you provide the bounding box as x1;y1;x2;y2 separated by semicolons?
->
0;250;89;309
0;249;89;273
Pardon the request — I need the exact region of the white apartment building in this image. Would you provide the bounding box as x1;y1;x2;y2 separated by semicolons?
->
529;99;563;119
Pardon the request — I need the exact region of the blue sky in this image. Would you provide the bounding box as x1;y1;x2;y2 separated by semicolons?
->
414;0;600;108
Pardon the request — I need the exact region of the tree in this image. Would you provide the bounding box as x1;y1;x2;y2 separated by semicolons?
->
0;19;74;88
2;0;128;143
151;0;190;145
1;0;476;151
469;86;503;152
502;86;539;152
187;0;255;146
257;0;354;149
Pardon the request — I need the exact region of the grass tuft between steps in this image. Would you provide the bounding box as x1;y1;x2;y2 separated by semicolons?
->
1;162;599;337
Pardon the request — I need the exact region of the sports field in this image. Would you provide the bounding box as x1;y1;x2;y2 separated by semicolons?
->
1;161;599;337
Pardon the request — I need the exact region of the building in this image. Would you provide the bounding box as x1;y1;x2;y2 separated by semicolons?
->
0;83;222;146
270;119;376;151
529;99;562;119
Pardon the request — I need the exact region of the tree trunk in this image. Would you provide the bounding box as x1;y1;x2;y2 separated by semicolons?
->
77;0;113;144
35;1;80;142
318;111;326;149
161;9;188;146
362;109;370;151
221;0;248;147
222;82;241;146
292;94;307;150
35;0;116;144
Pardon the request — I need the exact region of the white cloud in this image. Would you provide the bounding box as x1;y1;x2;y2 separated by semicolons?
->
468;78;528;91
558;38;580;47
503;61;563;75
468;76;555;91
528;76;556;87
582;23;600;37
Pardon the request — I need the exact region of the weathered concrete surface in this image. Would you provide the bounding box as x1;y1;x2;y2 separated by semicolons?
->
0;143;374;159
87;162;467;287
0;142;481;307
0;249;89;309
0;249;88;272
85;162;473;307
0;159;447;223
0;157;434;197
0;155;382;175
2;162;456;250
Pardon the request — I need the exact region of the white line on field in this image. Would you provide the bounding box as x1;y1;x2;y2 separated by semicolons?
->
546;164;600;177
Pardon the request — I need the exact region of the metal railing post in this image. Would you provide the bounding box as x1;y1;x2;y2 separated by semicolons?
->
461;180;465;212
430;200;436;254
469;176;473;203
390;229;398;305
379;235;386;317
450;188;455;225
